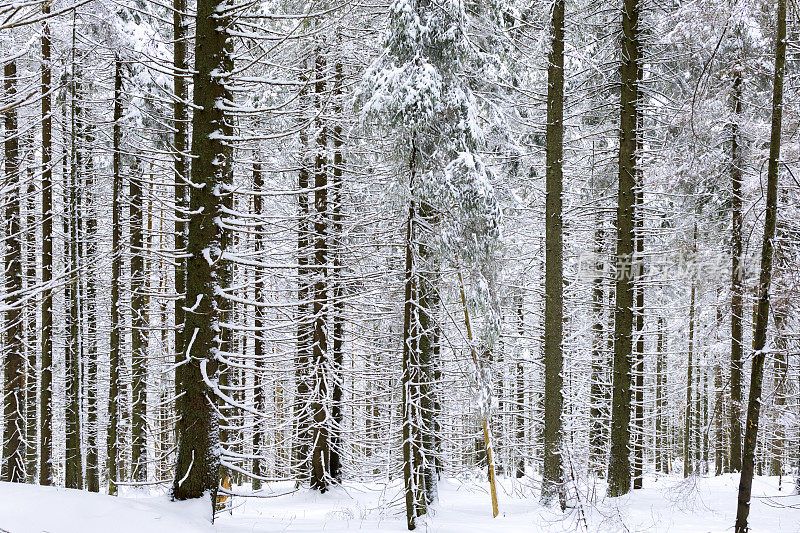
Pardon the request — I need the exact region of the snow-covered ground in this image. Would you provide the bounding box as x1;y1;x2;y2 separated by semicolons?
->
1;474;798;532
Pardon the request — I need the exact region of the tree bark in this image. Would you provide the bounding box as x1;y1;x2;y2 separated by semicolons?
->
131;160;148;482
38;7;54;486
542;0;565;506
735;0;784;526
108;58;124;495
608;0;641;497
328;59;345;485
172;0;233;501
2;60;24;484
729;58;745;475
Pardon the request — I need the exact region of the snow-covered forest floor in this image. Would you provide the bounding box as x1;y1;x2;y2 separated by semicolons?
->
2;473;798;533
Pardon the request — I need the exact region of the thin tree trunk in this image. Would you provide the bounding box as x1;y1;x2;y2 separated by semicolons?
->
514;295;525;479
633;174;645;489
64;54;83;490
684;268;696;477
328;59;345;485
251;162;266;490
108;58;124;495
590;219;606;477
24;162;37;483
655;316;666;474
729;58;745;475
84;122;100;492
770;309;788;477
130;160;148;482
294;105;312;482
39;6;54;486
735;0;785;525
542;0;565;506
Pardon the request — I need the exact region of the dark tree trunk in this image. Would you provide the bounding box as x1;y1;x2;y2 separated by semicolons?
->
684;271;696;477
729;59;744;475
64;59;83;491
252;163;266;490
309;53;330;493
173;0;189;428
2;60;24;484
655;316;667;474
84;122;100;493
590;218;606;477
294;106;312;482
735;0;784;526
542;0;565;506
172;0;233;501
130;161;148;482
24;163;37;483
514;295;525;479
328;59;345;485
608;0;641;498
632;173;645;489
39;7;54;486
108;58;124;495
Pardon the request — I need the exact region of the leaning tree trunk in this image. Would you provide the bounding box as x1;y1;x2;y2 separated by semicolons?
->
542;0;565;507
2;60;24;484
172;0;233;502
608;0;641;498
734;0;784;527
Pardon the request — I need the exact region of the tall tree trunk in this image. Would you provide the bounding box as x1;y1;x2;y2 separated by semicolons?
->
608;0;641;498
542;0;565;506
64;58;83;491
251;162;266;490
2;60;24;483
108;58;124;495
328;59;345;485
310;53;330;492
402;143;427;529
172;0;233;501
130;161;148;482
735;0;784;526
729;55;745;475
173;0;189;432
84;122;100;492
39;7;54;486
294;107;312;482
